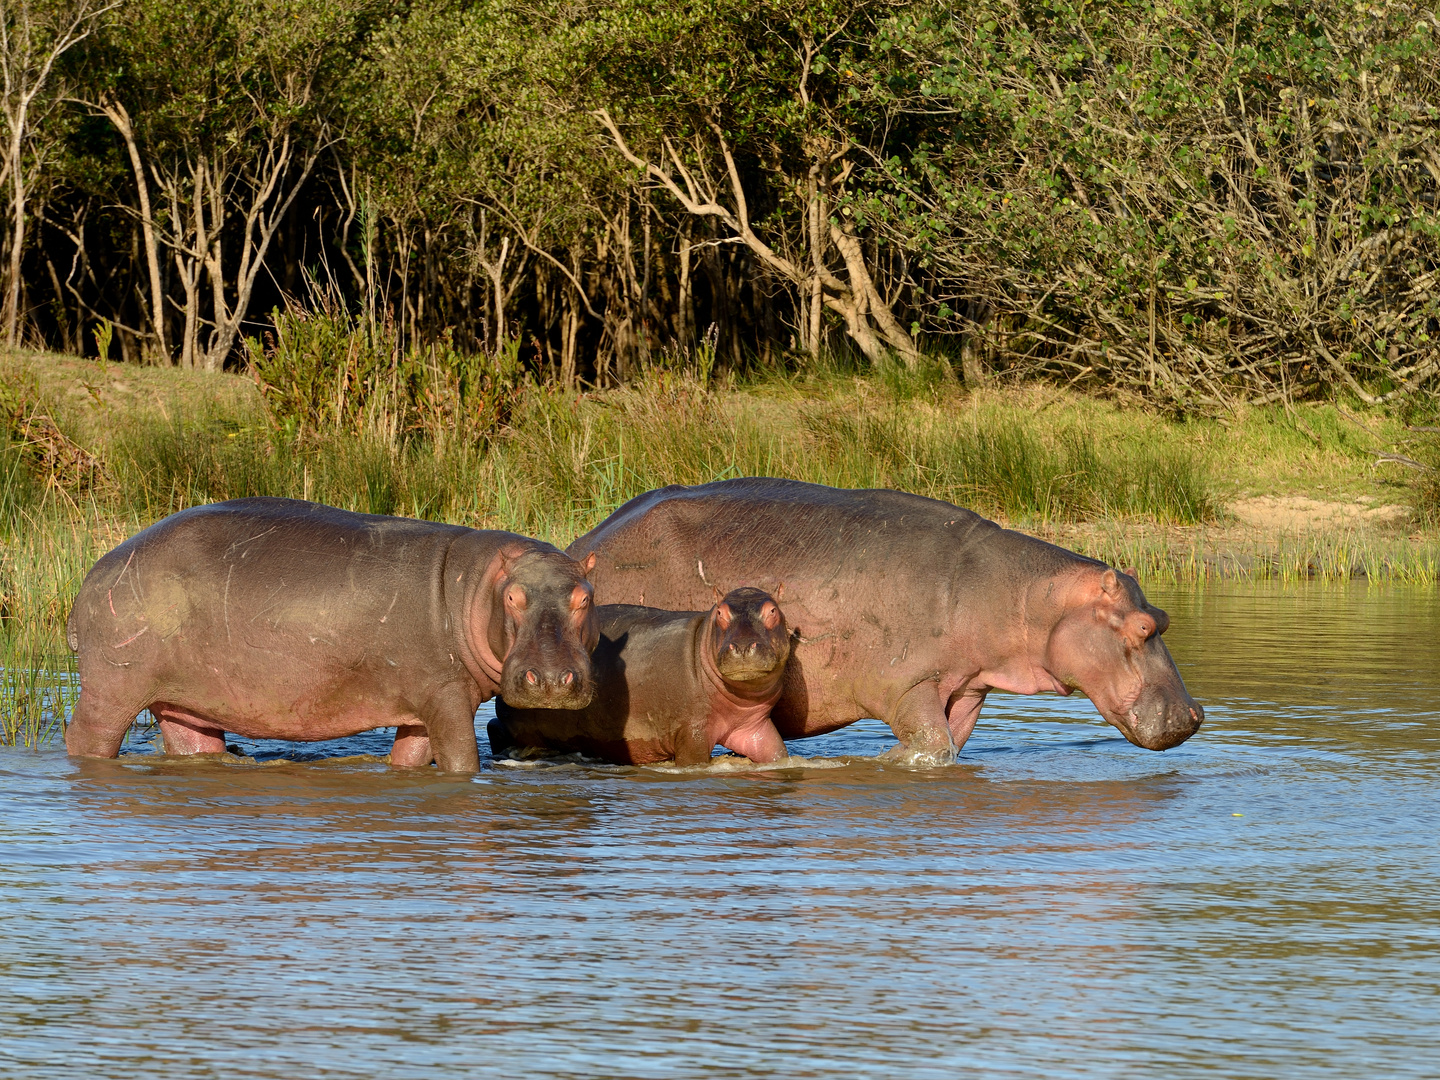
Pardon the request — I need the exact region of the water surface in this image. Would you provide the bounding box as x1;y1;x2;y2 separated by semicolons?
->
2;584;1438;1078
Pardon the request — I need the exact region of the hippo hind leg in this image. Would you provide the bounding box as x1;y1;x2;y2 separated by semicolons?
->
717;720;788;765
390;723;434;767
151;703;228;755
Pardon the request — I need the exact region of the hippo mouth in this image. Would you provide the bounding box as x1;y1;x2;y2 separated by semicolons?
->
715;656;784;682
500;668;595;711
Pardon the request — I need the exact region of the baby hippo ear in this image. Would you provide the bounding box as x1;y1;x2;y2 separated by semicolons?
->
1123;566;1139;583
580;551;597;576
715;602;733;629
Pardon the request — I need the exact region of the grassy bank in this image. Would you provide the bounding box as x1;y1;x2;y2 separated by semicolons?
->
4;346;1439;745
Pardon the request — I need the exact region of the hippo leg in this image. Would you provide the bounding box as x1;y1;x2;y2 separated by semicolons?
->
946;688;988;752
423;685;482;773
672;719;715;767
390;724;434;767
152;704;227;755
64;688;142;758
485;717;516;758
719;722;787;764
878;681;957;766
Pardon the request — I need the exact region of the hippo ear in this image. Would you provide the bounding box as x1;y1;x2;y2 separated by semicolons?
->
713;584;725;604
1100;569;1123;600
580;551;597;577
497;543;526;577
774;581;785;600
1123;566;1139;583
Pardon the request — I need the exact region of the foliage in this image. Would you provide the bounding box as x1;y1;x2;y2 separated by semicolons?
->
861;0;1440;403
244;286;524;445
0;0;1429;405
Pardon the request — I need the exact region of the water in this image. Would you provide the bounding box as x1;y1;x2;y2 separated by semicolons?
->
2;584;1438;1078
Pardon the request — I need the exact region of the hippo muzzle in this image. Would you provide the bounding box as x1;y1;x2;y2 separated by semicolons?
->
1115;682;1204;751
500;655;595;710
499;614;597;711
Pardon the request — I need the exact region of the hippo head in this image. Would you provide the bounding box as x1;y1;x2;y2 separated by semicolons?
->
710;586;790;686
1045;568;1203;750
495;549;600;710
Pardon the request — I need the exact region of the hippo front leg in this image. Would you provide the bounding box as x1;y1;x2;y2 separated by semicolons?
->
420;685;483;773
878;681;957;766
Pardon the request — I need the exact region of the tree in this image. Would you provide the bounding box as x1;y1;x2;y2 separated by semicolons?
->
0;0;114;346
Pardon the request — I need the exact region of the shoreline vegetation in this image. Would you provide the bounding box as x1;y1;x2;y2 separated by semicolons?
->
3;341;1439;747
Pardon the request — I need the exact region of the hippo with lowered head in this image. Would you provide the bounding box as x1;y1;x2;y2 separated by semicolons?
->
567;478;1203;764
65;497;599;772
491;586;791;766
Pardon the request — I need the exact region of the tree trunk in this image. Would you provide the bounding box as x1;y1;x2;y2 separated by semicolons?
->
3;119;25;346
201;138;321;371
99;99;168;361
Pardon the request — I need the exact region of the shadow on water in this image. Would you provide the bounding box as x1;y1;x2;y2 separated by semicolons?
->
2;582;1439;1078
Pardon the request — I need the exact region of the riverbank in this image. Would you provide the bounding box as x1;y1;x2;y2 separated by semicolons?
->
3;346;1438;743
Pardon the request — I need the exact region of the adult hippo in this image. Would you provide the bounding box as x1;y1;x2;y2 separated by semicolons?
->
567;479;1202;764
492;586;791;766
66;497;599;772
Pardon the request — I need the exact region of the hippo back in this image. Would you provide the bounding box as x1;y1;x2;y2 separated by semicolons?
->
567;478;1092;613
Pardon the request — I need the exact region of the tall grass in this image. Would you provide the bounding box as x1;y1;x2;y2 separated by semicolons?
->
1407;430;1440;528
0;505;110;747
1072;525;1440;588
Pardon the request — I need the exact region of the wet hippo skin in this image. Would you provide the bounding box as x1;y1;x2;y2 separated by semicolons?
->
65;498;599;772
568;478;1203;764
491;587;791;766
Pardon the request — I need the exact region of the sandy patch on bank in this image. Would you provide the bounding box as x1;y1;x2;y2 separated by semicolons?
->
1229;495;1411;532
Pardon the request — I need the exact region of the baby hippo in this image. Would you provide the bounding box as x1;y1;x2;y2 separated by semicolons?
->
491;586;791;766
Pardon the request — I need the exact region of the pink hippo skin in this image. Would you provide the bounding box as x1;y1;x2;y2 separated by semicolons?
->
490;587;791;766
65;498;599;772
567;479;1203;765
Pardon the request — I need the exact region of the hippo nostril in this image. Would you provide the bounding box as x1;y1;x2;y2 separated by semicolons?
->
747;643;758;655
562;670;574;686
525;670;538;686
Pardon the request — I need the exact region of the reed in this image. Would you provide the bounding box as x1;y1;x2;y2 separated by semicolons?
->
1067;525;1440;587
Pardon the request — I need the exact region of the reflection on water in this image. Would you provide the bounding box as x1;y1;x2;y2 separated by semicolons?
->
2;584;1439;1078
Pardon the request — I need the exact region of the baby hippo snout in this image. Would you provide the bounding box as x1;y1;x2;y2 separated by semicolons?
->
711;587;791;684
523;666;581;689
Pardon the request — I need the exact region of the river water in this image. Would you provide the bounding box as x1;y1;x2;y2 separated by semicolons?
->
2;583;1438;1078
